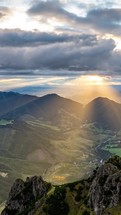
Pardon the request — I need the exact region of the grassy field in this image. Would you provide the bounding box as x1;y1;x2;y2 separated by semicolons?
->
104;147;121;156
0;120;13;126
102;132;121;157
0;119;114;203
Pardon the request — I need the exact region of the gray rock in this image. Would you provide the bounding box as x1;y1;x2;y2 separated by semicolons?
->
89;163;121;215
1;176;50;215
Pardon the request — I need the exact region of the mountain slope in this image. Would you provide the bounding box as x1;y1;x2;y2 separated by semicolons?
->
82;97;121;130
1;93;83;124
0;91;37;118
1;92;121;205
2;156;121;215
0;92;85;204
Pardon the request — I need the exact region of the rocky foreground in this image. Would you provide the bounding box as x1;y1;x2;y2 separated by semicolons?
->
2;156;121;215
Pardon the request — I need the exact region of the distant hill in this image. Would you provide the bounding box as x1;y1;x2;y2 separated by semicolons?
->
1;92;121;130
82;97;121;130
0;91;37;118
0;92;83;124
1;92;121;204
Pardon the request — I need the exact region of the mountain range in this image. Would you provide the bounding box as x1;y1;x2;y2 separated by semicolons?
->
0;91;121;206
1;91;121;130
0;92;82;123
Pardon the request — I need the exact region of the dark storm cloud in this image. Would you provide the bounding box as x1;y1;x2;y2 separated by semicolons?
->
28;0;79;25
86;8;121;34
28;1;121;35
0;29;97;47
0;29;73;47
0;37;117;73
28;0;70;19
0;1;121;75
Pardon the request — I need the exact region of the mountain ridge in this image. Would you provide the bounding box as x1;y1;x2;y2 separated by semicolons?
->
1;91;121;130
0;91;83;122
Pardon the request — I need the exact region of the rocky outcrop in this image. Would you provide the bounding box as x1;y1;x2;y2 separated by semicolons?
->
1;176;50;215
2;156;121;215
89;156;121;215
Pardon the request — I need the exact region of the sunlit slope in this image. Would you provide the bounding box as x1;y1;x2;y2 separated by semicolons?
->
1;92;121;204
82;97;121;130
0;119;103;181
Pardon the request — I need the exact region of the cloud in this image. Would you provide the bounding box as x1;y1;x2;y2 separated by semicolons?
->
0;29;97;47
86;8;121;35
27;0;80;26
0;35;117;73
0;1;121;76
0;6;11;18
28;1;121;36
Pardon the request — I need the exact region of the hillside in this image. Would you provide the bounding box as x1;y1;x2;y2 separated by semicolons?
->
82;97;121;130
2;156;121;215
1;92;83;124
0;92;121;204
0;91;37;118
1;91;121;130
0;92;88;204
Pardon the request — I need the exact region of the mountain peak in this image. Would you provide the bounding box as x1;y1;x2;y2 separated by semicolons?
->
82;96;121;130
41;93;61;99
88;96;116;105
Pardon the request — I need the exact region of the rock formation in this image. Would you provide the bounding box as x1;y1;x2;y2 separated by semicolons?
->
2;156;121;215
1;176;50;215
89;156;121;215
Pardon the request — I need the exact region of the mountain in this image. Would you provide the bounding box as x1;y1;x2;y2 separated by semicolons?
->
2;156;121;215
1;92;121;130
0;91;37;118
0;92;84;204
1;92;83;124
82;97;121;130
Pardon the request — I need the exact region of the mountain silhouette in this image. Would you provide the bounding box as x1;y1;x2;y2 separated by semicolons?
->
1;92;121;130
1;92;82;123
82;97;121;130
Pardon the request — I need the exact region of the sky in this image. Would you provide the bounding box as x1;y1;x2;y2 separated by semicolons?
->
0;0;121;97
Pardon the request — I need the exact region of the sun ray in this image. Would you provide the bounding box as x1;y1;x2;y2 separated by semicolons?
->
65;75;121;104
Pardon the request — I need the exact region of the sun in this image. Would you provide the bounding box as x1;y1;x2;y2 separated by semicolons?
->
81;75;104;85
0;9;53;32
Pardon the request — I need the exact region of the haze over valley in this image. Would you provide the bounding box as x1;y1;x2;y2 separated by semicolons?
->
0;90;121;206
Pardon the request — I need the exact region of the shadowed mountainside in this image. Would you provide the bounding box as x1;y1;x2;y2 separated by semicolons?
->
82;97;121;130
1;92;121;130
0;92;83;123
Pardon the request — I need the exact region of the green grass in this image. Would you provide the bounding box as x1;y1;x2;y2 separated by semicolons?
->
34;178;95;215
0;119;114;204
105;148;121;156
0;120;13;126
27;120;60;131
103;143;121;156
